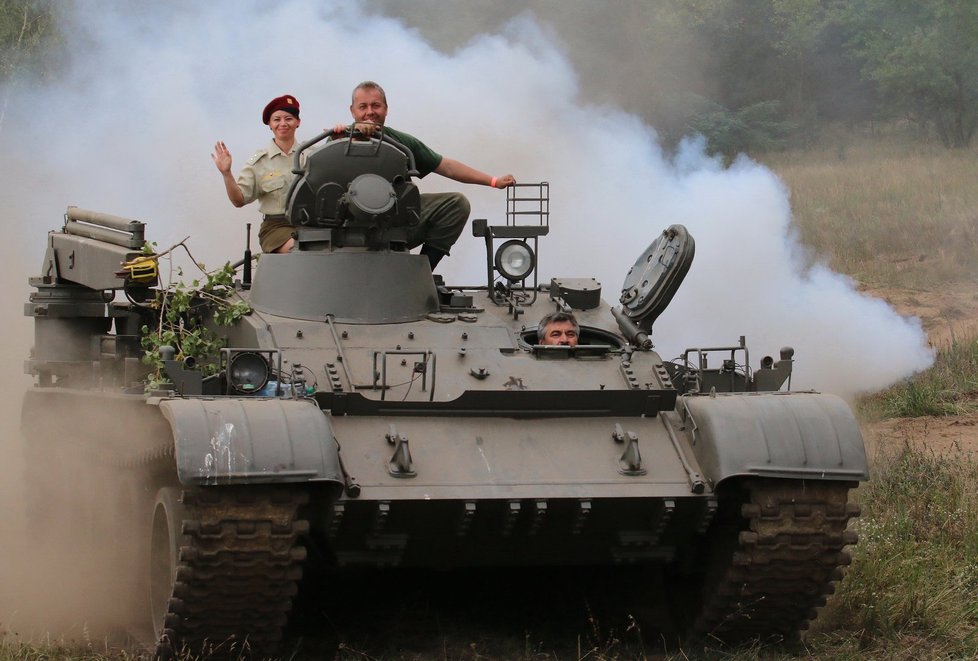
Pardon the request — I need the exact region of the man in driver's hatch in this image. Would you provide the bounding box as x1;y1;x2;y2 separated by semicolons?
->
332;80;516;271
538;312;580;347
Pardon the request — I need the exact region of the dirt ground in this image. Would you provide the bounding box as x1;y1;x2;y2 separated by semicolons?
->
861;282;978;348
860;283;978;459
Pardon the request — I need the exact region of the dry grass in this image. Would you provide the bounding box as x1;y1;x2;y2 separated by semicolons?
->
806;441;978;660
762;130;978;288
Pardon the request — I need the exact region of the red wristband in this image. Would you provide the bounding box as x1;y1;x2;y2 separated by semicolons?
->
490;176;497;188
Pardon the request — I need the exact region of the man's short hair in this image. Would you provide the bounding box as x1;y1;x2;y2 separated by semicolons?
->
537;311;579;341
352;80;387;105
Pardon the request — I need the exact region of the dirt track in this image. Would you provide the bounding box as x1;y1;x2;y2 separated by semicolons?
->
861;282;978;348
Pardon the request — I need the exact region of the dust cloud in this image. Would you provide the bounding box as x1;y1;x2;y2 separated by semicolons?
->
0;0;932;640
0;238;145;638
0;253;34;634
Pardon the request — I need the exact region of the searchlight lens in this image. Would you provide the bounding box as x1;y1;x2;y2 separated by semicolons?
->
494;240;535;282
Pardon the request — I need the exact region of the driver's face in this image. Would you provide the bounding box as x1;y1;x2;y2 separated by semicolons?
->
541;321;579;347
351;88;388;125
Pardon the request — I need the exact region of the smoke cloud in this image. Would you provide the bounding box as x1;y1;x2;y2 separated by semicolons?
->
0;0;932;637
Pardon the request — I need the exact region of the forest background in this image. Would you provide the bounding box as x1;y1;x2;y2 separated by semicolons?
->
4;0;977;155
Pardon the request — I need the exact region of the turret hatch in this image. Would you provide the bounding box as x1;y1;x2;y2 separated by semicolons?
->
619;224;695;332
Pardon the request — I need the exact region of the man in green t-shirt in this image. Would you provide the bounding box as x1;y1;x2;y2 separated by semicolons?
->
335;80;516;271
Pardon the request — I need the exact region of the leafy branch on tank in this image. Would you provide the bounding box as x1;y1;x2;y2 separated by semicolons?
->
139;241;252;391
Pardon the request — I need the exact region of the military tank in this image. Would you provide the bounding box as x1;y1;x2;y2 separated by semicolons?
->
21;128;868;656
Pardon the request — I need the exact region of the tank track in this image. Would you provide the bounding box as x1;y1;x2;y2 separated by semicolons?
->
156;486;309;658
692;479;860;644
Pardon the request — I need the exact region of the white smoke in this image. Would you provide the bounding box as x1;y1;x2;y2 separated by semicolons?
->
0;0;931;403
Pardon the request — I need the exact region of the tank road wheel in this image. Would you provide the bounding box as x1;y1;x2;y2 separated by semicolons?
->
682;478;860;647
150;487;185;656
149;486;310;659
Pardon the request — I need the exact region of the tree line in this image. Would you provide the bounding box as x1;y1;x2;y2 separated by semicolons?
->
379;0;978;155
4;1;977;154
0;0;62;132
669;0;978;153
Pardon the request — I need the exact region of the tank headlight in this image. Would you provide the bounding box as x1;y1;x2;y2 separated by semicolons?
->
227;351;270;394
494;240;535;282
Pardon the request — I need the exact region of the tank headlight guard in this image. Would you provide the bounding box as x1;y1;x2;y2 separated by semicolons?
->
494;240;535;282
471;182;549;306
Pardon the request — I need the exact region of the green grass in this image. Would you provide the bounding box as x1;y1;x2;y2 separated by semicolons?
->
805;443;978;660
859;332;978;419
0;637;138;661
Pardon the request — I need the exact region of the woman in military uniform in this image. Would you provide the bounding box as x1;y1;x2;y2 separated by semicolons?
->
212;94;302;253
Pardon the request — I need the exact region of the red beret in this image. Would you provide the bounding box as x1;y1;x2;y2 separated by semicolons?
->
262;94;300;125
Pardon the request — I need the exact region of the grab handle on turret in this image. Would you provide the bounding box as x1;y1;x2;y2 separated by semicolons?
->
292;130;334;174
293;126;420;178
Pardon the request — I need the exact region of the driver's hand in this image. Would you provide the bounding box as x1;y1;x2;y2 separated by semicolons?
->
354;121;380;137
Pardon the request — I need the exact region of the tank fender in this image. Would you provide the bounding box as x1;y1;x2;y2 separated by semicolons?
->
678;392;869;485
159;398;344;489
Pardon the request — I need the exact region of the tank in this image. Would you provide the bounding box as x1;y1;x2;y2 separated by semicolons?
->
21;128;869;656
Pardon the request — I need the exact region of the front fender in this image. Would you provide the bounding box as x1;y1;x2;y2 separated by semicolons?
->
680;391;869;485
159;397;344;489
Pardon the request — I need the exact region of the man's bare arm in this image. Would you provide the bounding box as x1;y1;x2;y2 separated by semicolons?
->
435;158;516;188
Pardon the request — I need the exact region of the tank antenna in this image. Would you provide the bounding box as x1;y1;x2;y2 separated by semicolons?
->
243;222;252;287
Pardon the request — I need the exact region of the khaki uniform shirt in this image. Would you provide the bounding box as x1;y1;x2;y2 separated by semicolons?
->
236;140;303;215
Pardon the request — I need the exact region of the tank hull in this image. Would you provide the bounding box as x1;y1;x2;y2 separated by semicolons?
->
21;374;865;652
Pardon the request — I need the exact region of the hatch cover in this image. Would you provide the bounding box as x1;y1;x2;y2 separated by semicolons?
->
619;224;695;332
